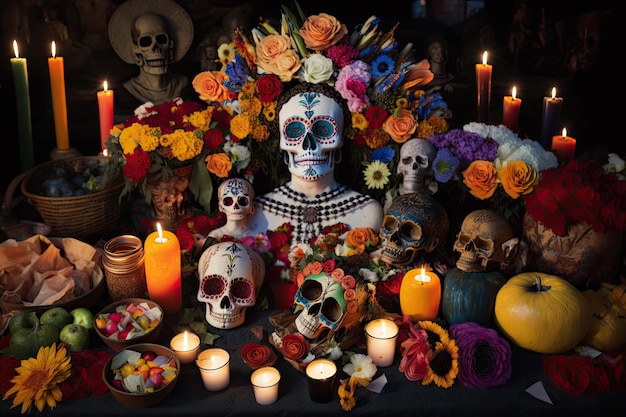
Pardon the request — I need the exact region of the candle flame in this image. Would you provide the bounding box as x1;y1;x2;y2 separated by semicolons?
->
482;51;488;65
103;81;108;91
562;128;567;137
157;222;163;239
13;40;19;58
102;148;108;157
51;41;56;58
512;86;517;99
183;331;189;349
551;87;556;99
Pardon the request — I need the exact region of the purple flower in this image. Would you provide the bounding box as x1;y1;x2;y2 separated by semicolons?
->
432;148;459;183
428;129;498;166
449;322;512;389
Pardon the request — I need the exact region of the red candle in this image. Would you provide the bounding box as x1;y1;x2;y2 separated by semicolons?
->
97;81;114;153
540;87;563;149
144;223;182;315
475;51;492;123
48;41;70;151
502;86;521;132
551;128;576;164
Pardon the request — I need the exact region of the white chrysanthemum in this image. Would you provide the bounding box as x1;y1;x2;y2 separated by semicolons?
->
327;345;343;361
359;267;379;283
343;353;377;379
604;153;625;173
224;142;251;172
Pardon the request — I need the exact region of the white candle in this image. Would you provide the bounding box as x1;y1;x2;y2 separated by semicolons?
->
365;319;399;367
250;366;281;405
170;331;200;364
305;359;337;403
196;348;230;391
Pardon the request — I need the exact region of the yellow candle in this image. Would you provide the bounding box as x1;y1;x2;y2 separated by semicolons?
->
48;41;69;150
399;267;441;322
364;318;399;367
97;81;114;153
250;366;281;405
170;331;200;364
196;348;230;391
144;223;182;315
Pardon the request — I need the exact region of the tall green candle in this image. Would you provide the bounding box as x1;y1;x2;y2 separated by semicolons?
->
10;40;34;171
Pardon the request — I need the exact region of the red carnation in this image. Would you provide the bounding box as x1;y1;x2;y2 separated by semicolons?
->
204;129;225;150
122;148;151;182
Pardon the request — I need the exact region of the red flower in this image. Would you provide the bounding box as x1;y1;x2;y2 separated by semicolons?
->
398;327;431;382
272;280;298;309
203;129;225;150
280;333;310;361
210;106;232;131
175;226;195;251
364;105;389;129
375;272;404;298
121;148;151;183
241;343;278;370
255;74;283;103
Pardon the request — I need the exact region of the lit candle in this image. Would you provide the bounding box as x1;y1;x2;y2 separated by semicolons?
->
540;87;563;148
196;348;230;391
475;51;492;123
399;267;441;322
10;40;34;171
551;127;576;164
364;318;399;367
97;81;114;153
48;41;70;151
170;331;200;364
305;359;337;403
144;223;182;315
502;86;522;132
250;366;281;405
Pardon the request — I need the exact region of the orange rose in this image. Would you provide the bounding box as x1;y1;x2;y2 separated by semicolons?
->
382;109;418;144
299;13;348;51
498;160;539;199
345;227;379;252
205;153;232;178
462;160;498;200
254;34;301;82
192;71;231;103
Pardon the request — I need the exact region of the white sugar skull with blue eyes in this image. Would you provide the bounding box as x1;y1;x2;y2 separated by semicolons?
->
279;91;343;181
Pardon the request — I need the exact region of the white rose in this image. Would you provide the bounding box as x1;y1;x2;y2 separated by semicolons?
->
298;54;334;84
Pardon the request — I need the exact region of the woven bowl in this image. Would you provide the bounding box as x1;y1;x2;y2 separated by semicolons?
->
103;343;180;408
94;298;163;352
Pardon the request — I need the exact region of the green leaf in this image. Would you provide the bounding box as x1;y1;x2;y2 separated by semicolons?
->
200;332;221;345
189;156;213;212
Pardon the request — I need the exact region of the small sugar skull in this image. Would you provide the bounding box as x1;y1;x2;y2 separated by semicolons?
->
217;178;254;221
293;272;346;339
379;193;449;267
197;242;265;329
453;209;519;272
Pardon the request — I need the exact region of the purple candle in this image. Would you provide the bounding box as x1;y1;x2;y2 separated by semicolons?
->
540;87;563;148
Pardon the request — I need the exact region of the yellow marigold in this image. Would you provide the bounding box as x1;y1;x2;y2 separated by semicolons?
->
416;121;435;139
168;132;204;161
185;107;214;131
396;97;409;109
462;160;498;200
364;128;391;149
427;114;448;134
263;102;277;122
497;160;539;199
230;113;252;138
245;96;263;116
251;123;270;142
352;112;368;130
242;80;256;96
119;123;159;153
205;153;232;178
338;380;356;411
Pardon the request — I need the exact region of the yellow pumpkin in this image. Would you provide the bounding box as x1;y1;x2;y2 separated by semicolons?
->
581;283;626;351
494;272;591;354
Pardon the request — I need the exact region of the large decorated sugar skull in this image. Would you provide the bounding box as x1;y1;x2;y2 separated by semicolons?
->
132;13;173;76
279;90;343;182
197;242;265;329
397;138;437;195
217;178;254;220
453;209;519;272
379;193;449;267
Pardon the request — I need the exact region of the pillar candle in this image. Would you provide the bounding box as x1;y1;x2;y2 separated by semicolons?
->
551;128;576;164
250;367;281;405
144;223;182;315
399;267;441;322
475;51;492;123
196;348;230;391
305;359;337;403
48;41;70;151
97;81;114;153
10;40;34;171
539;87;563;148
364;318;399;367
170;331;200;364
502;86;522;132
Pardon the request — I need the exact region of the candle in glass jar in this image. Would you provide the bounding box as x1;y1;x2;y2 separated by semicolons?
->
399;267;441;322
48;41;70;151
144;223;182;315
97;81;114;153
305;359;337;403
551;128;576;164
502;86;522;132
365;319;399;367
475;51;492;123
10;40;34;171
540;87;563;148
196;348;230;391
170;331;200;364
250;366;281;405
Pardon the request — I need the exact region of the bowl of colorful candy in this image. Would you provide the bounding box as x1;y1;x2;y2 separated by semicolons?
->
103;343;180;408
94;298;163;352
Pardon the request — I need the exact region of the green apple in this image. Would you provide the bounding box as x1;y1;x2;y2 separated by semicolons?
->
59;323;90;352
70;307;94;330
40;307;73;331
8;311;39;335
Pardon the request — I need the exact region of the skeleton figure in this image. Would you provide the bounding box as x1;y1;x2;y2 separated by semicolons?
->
197;242;265;329
379;193;449;268
208;178;255;240
453;209;519;272
397;138;438;195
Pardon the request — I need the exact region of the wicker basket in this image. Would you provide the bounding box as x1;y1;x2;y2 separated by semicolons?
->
19;156;126;239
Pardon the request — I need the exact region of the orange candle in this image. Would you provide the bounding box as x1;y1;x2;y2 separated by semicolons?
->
144;223;182;315
502;86;521;132
399;267;441;322
97;81;114;153
475;51;492;123
551;128;576;164
48;41;69;150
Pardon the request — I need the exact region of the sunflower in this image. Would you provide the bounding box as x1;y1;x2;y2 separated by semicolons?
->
3;343;72;414
418;320;449;348
422;338;459;388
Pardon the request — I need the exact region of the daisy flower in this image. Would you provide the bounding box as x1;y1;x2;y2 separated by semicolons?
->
363;160;391;189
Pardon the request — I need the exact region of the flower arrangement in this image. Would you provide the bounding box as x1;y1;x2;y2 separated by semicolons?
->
523;159;626;236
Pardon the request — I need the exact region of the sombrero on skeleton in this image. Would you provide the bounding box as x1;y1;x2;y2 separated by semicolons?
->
108;0;194;64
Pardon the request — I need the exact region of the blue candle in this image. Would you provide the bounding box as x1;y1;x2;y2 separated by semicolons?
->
539;87;563;149
10;40;34;171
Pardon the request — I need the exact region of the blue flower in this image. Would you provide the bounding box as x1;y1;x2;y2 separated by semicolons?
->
417;92;449;119
224;54;249;92
370;54;395;78
432;148;460;183
371;146;395;163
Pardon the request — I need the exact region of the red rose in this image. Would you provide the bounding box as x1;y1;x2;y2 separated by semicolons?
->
175;226;195;251
272;280;298;309
203;129;225;150
375;272;404;298
255;74;283;103
241;343;278;370
281;333;310;361
211;107;232;131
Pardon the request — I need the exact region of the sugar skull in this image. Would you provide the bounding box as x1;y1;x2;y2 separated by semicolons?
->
197;242;265;329
379;193;449;267
217;178;254;221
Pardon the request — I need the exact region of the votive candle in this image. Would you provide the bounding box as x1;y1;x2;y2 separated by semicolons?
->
399;267;441;322
10;40;34;171
305;359;337;403
196;348;230;391
540;87;563;148
551;127;576;164
144;223;182;315
251;366;281;405
97;81;114;153
502;86;522;132
365;319;399;367
48;41;70;151
170;331;200;364
475;51;492;123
